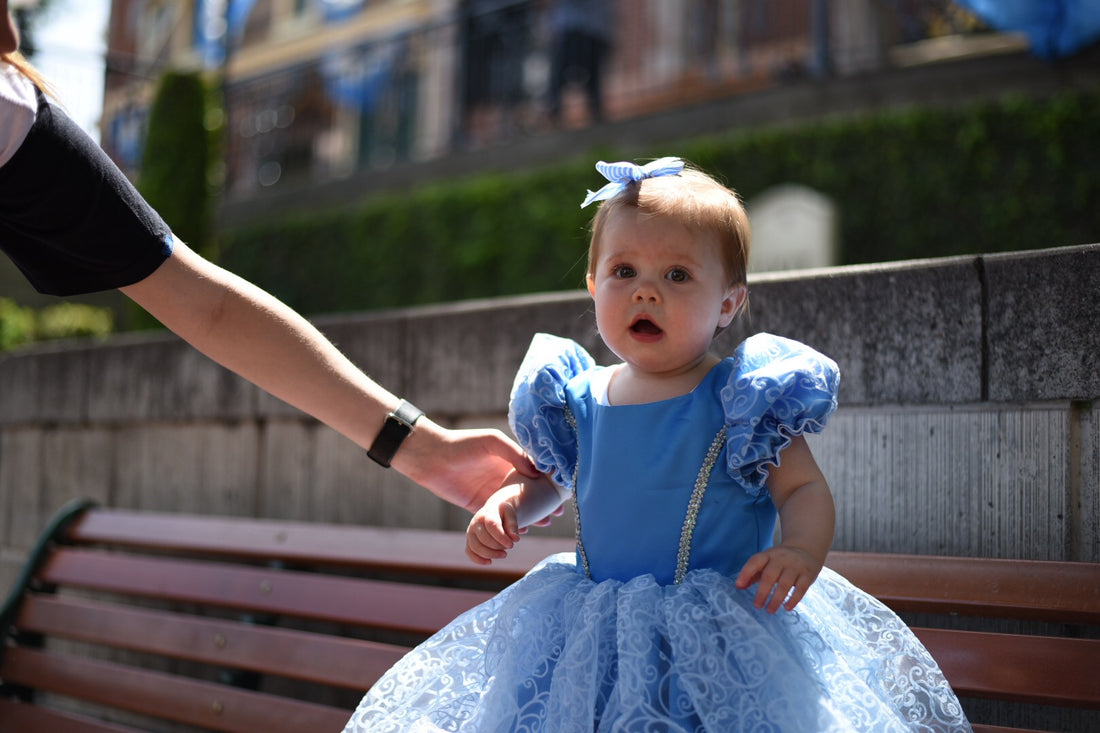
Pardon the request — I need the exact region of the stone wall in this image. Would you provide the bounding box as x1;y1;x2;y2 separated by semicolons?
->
1;244;1097;593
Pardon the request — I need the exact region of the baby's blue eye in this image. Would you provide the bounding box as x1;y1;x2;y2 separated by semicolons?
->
613;265;636;279
666;268;689;283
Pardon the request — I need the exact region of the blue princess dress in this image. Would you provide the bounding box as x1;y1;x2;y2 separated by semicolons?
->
344;333;971;733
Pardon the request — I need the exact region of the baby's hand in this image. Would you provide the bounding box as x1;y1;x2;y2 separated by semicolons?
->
465;486;522;565
735;545;823;613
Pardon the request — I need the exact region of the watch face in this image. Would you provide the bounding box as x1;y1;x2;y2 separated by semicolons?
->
388;414;413;433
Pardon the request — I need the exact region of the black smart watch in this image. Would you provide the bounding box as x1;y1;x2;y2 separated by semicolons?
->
367;399;424;468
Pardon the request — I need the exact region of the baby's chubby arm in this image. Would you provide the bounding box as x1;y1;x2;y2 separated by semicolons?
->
735;435;835;613
465;472;569;565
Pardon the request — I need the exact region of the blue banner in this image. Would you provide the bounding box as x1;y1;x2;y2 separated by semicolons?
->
321;39;402;112
193;0;372;66
194;0;258;66
318;0;369;23
954;0;1100;58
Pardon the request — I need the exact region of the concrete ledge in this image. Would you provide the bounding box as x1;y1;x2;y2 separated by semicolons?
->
1;244;1096;426
727;256;984;405
984;245;1100;402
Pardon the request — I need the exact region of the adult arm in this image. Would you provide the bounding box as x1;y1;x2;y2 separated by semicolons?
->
120;240;537;512
1;1;17;55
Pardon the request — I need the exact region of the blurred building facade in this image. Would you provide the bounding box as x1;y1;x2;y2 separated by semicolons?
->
100;1;1018;207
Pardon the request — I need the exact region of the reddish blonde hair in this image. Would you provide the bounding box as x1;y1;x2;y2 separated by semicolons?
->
3;50;58;98
586;164;752;288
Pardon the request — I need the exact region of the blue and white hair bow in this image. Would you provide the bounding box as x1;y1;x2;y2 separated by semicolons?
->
580;156;685;208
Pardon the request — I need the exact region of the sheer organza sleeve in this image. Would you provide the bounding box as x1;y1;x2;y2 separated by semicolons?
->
508;333;595;493
721;333;840;495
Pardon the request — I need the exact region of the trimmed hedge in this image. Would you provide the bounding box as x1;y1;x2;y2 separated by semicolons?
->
219;89;1100;316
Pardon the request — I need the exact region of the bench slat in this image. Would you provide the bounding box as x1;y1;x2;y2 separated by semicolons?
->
0;647;351;733
65;508;572;581
0;698;141;733
39;547;493;635
914;627;1100;708
16;593;407;690
826;552;1100;624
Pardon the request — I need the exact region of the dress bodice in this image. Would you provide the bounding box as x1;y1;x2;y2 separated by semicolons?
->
564;362;777;584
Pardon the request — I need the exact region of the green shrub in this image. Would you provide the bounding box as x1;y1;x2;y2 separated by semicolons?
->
0;298;114;351
35;302;114;341
0;298;35;350
139;70;222;260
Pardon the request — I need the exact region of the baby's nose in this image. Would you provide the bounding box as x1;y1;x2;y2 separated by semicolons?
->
632;282;660;302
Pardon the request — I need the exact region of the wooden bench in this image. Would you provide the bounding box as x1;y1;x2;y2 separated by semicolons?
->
1;500;1097;733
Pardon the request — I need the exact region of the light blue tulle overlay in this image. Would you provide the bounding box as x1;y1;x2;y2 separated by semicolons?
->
344;334;971;732
346;555;968;732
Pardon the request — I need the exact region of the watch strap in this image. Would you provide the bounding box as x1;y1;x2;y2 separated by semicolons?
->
367;399;424;468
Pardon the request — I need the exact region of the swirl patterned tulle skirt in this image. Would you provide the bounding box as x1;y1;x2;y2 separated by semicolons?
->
343;553;972;733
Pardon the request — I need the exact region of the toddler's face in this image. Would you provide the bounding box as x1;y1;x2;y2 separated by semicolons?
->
586;208;742;378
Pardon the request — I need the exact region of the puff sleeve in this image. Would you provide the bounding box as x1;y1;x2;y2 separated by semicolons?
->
508;333;595;494
721;333;840;495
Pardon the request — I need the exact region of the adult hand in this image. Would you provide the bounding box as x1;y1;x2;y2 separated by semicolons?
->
392;420;540;514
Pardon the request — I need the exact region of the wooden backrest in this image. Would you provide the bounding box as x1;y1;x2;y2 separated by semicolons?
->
2;503;1098;733
0;504;556;733
826;552;1100;624
62;508;1100;625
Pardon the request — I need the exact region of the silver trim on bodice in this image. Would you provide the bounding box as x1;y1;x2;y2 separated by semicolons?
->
673;428;727;584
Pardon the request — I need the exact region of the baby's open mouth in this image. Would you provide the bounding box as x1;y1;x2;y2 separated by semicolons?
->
630;319;662;335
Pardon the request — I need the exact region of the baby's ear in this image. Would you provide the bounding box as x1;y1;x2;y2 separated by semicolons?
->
586;274;596;297
718;284;747;327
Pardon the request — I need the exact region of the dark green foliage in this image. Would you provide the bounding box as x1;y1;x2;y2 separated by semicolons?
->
138;71;222;259
220;163;596;315
219;89;1100;316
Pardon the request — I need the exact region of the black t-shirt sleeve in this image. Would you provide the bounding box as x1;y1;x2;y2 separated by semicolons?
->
0;89;173;296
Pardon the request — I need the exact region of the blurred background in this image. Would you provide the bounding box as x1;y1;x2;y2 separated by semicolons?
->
3;0;1099;346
